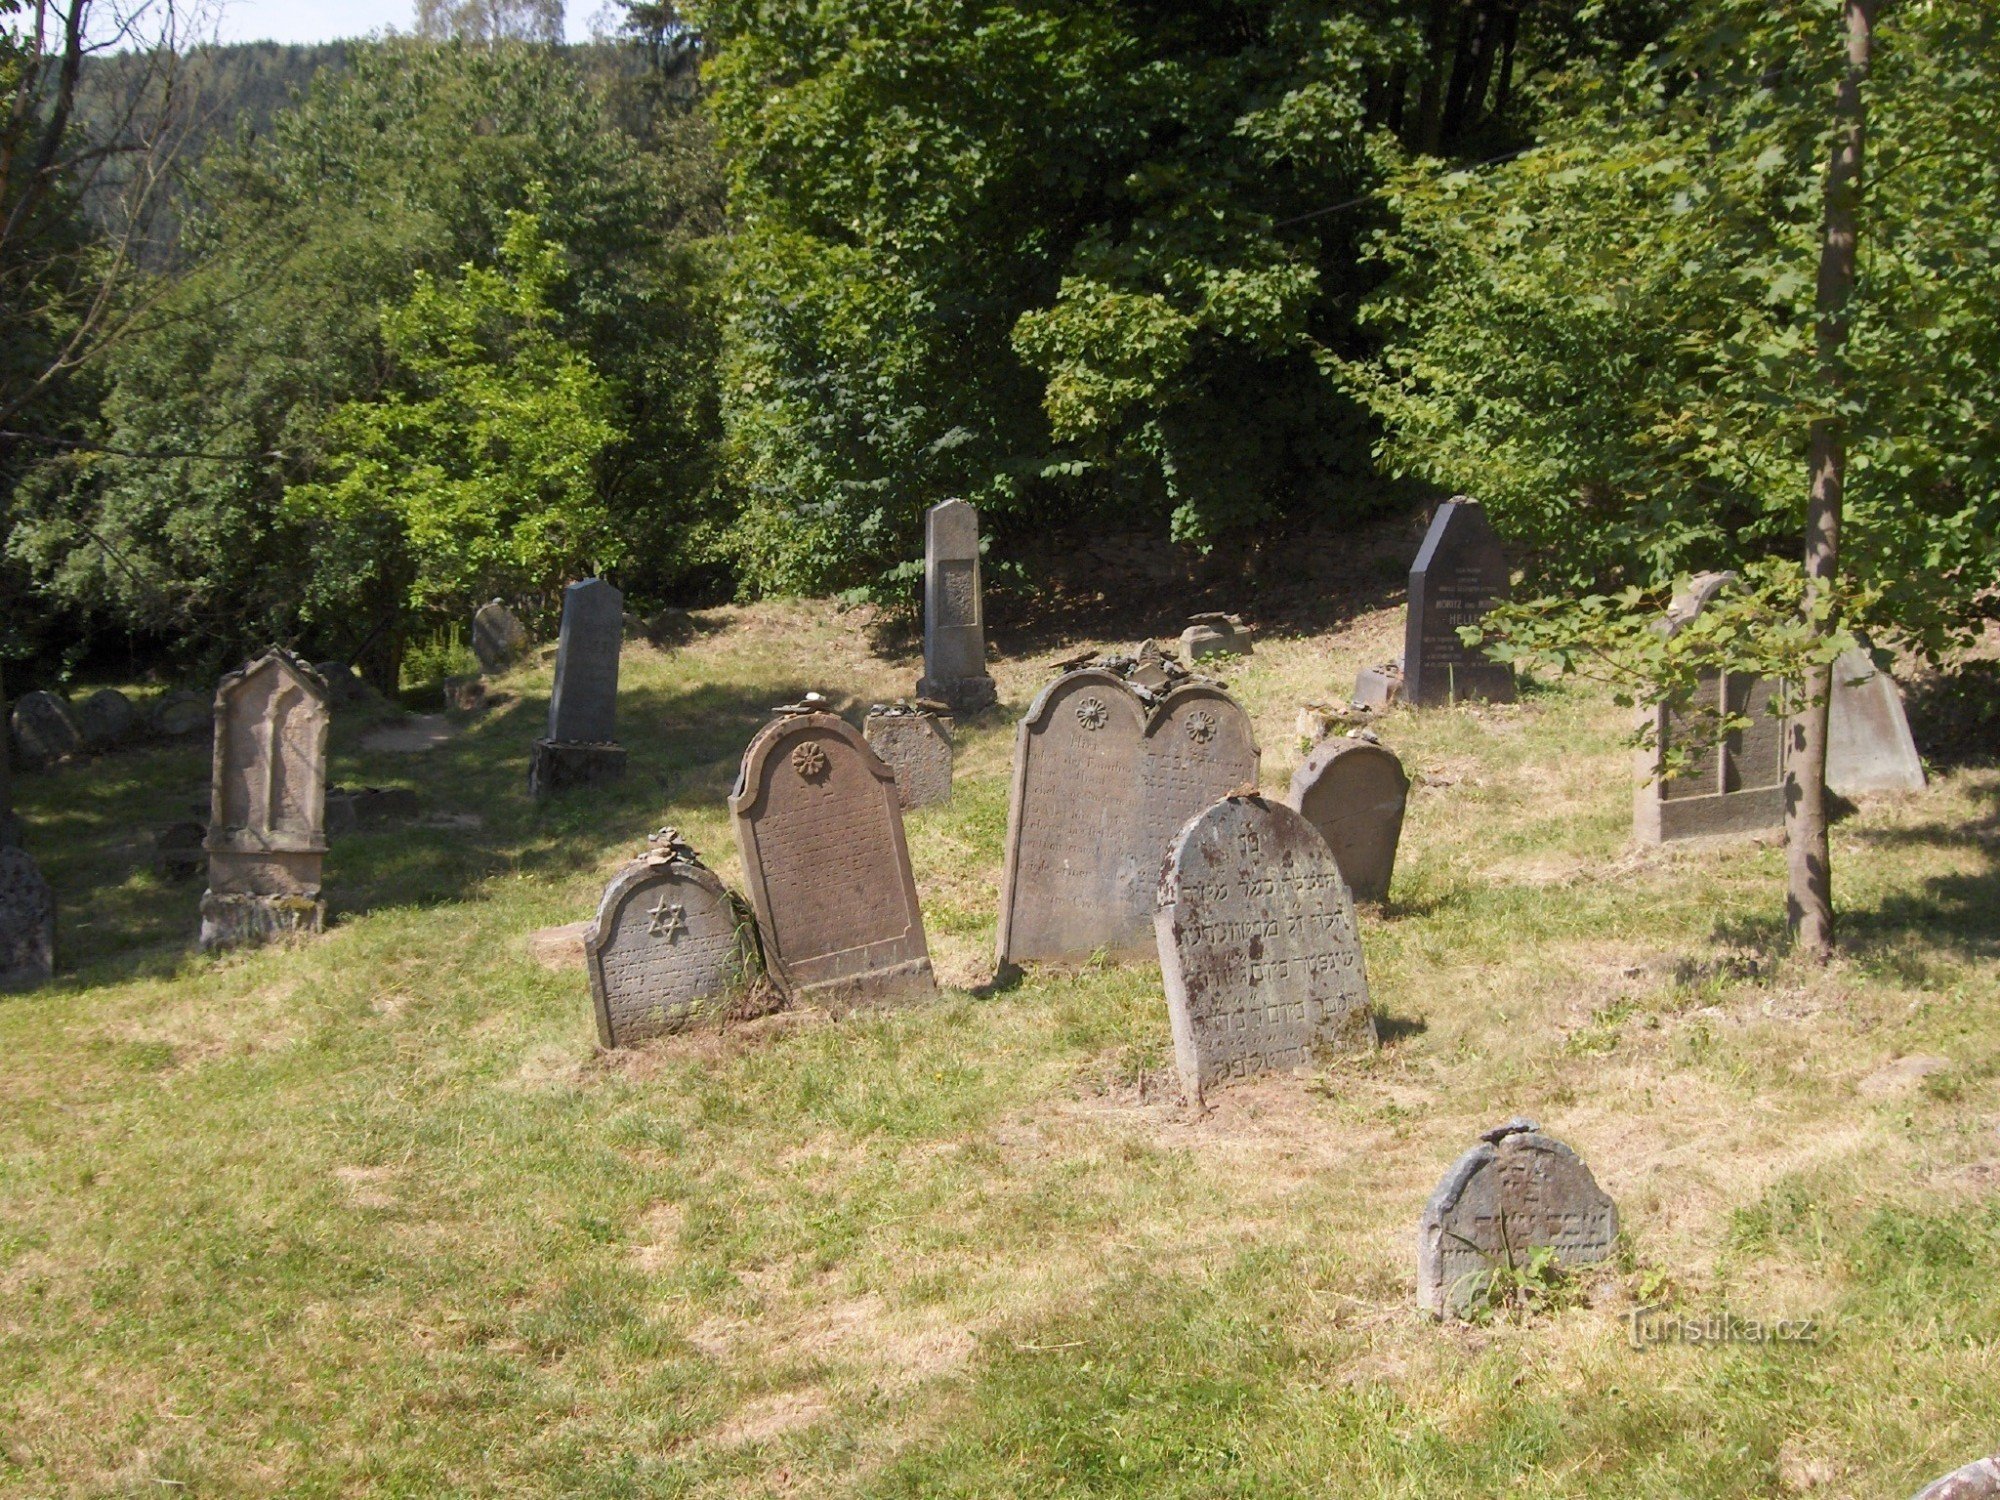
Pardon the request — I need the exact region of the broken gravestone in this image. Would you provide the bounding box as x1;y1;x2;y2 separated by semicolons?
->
997;669;1259;966
864;703;953;810
1156;795;1375;1104
199;650;330;950
1827;646;1925;797
1286;737;1410;904
0;845;55;991
74;689;136;750
472;598;530;673
1179;612;1254;663
730;705;935;1010
917;498;998;713
1913;1457;2000;1500
11;691;81;769
1364;498;1515;709
1417;1118;1619;1318
530;579;627;798
586;828;755;1046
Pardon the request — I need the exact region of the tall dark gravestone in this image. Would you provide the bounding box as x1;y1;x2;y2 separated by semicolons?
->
585;830;753;1046
917;499;998;712
730;709;935;1010
1286;738;1409;904
1385;498;1515;708
530;579;627;798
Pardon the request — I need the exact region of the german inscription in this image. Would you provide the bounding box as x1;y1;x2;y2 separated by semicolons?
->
1401;498;1515;707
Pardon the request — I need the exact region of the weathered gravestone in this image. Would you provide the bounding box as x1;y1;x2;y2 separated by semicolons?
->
586;828;754;1046
1417;1118;1619;1318
730;707;935;1010
472;598;530;672
1286;737;1410;904
1156;796;1375;1104
11;691;81;768
1634;573;1787;844
1914;1457;2000;1500
530;579;627;798
0;846;55;990
1364;498;1515;709
75;688;136;749
1179;612;1253;663
864;703;953;810
0;668;15;847
153;690;208;738
1827;646;1925;797
200;650;329;950
996;670;1259;966
312;661;367;706
916;499;998;713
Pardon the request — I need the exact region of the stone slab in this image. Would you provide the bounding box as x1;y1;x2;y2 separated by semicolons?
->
865;707;953;810
547;579;624;746
1180;613;1252;663
472;598;531;672
11;691;80;768
918;499;997;712
1401;498;1515;707
0;845;55;991
529;739;628;799
1826;647;1925;796
1156;796;1374;1103
586;843;752;1046
1286;738;1409;903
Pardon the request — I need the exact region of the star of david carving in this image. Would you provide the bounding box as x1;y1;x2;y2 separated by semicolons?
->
647;896;688;941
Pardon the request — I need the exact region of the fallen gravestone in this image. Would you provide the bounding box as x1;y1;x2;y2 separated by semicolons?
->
199;650;330;950
864;703;953;810
916;499;998;712
1914;1457;2000;1500
1827;646;1925;796
1179;612;1253;663
1353;661;1404;711
997;669;1259;966
153;690;209;738
0;845;55;990
1363;498;1515;709
11;691;81;768
74;688;137;749
1156;795;1374;1104
730;706;935;1009
1286;737;1409;904
1417;1118;1619;1318
585;828;755;1046
472;598;530;672
530;579;627;798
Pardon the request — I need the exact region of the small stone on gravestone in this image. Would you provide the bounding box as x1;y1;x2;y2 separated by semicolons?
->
1417;1118;1619;1318
11;691;81;768
471;598;530;673
1392;498;1515;708
1179;612;1253;663
1913;1457;2000;1500
1156;795;1374;1104
0;845;55;990
75;689;137;749
917;498;998;713
1827;646;1925;797
586;827;754;1046
864;703;953;810
1286;737;1410;904
531;579;628;798
153;690;209;738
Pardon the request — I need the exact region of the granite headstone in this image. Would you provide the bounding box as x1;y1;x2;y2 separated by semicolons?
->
864;704;954;810
1386;498;1515;708
1286;738;1409;904
585;829;753;1046
0;845;55;990
916;499;998;712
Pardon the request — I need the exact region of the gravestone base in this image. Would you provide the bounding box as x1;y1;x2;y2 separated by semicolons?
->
918;674;997;714
198;891;325;951
796;956;937;1017
529;739;627;799
1637;783;1787;844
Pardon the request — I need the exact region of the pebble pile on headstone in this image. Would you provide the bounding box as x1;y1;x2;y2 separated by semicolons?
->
586;827;754;1046
530;578;627;798
864;702;954;810
917;498;998;713
1286;736;1409;904
1358;496;1515;709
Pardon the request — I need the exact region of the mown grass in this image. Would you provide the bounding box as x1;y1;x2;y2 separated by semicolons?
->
3;599;1998;1497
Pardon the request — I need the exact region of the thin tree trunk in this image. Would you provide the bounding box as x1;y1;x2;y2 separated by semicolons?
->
1788;0;1875;959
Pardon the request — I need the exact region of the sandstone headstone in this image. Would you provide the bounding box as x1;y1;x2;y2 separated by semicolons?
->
1179;612;1253;663
1156;796;1374;1103
75;688;137;749
0;846;55;990
1914;1457;2000;1500
917;499;998;713
1286;738;1409;904
864;704;953;810
472;598;530;672
730;709;935;1009
531;578;627;798
199;650;330;950
1827;646;1925;797
1417;1118;1619;1317
1390;498;1515;708
1354;662;1403;711
997;670;1259;966
11;691;81;768
153;690;208;738
586;828;754;1046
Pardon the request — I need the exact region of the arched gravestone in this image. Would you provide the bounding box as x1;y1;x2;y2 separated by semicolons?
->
472;598;530;672
1286;738;1409;904
1914;1457;2000;1500
0;846;55;991
864;704;953;810
996;670;1259;966
585;830;754;1046
1155;796;1374;1104
1388;497;1516;708
1417;1118;1619;1317
1827;646;1925;796
730;710;935;1010
11;691;81;769
199;650;329;950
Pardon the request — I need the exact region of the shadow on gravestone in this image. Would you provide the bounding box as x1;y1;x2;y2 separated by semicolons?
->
1373;497;1515;709
1286;737;1409;905
530;579;628;798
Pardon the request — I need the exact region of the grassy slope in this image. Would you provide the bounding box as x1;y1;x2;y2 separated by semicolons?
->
3;600;1998;1497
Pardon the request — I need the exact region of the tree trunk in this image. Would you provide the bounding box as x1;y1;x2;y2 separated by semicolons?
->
1787;0;1875;960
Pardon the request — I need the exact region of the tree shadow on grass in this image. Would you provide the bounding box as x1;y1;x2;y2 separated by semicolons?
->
1838;777;2000;966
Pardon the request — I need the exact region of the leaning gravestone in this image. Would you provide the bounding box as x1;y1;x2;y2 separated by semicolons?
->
1914;1457;2000;1500
1827;646;1925;796
1417;1118;1619;1318
11;691;81;768
730;706;935;1009
1286;737;1409;904
1366;497;1515;709
916;499;998;712
864;703;953;810
199;650;330;950
1156;796;1375;1104
997;670;1258;966
586;828;754;1046
472;598;530;672
0;846;55;990
530;579;627;798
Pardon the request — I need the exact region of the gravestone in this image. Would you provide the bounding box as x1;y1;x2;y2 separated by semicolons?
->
1914;1457;2000;1500
153;690;208;738
0;845;55;991
11;691;81;768
1179;612;1253;663
1353;662;1403;711
730;708;935;1009
75;689;137;749
1287;737;1410;904
312;661;366;706
472;598;530;672
325;786;421;836
1417;1118;1619;1318
1634;573;1787;843
153;821;207;882
916;499;998;713
199;650;330;950
1369;498;1515;708
586;828;754;1046
864;703;953;810
530;578;627;798
996;670;1259;966
1827;646;1925;796
1155;796;1375;1104
0;668;15;847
